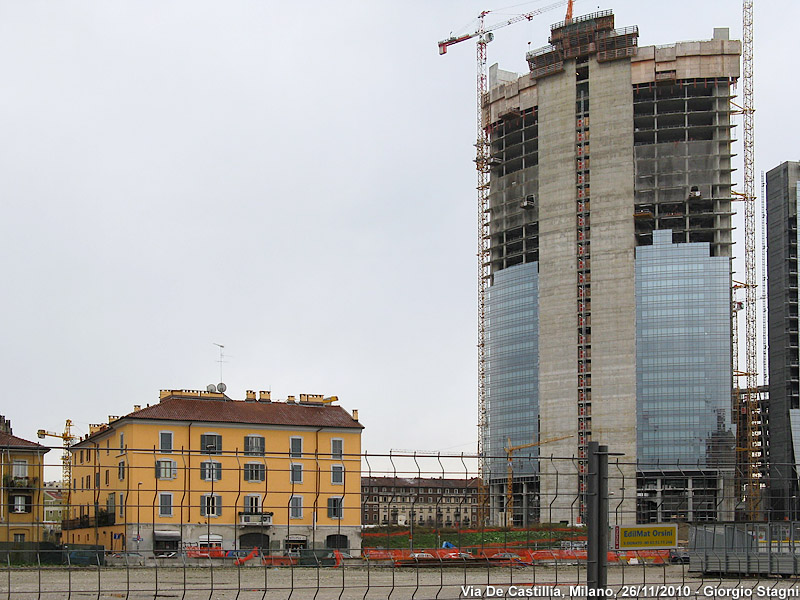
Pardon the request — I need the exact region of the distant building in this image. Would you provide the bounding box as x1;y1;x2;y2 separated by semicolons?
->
0;415;50;543
66;389;363;555
361;477;480;528
42;482;65;543
767;161;800;518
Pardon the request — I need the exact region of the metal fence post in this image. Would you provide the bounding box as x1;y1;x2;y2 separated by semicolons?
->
587;442;608;592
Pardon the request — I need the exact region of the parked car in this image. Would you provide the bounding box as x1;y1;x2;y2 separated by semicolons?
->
443;552;474;560
669;549;690;564
492;552;521;560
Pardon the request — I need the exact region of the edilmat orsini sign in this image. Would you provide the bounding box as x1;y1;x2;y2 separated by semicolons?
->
614;524;677;550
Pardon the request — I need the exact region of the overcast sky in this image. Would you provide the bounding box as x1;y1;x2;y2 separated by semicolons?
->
1;0;797;469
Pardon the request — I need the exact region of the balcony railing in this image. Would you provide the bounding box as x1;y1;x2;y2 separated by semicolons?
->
237;511;273;526
3;475;38;490
62;511;116;530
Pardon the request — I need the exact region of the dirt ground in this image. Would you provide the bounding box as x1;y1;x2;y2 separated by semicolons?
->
2;563;796;600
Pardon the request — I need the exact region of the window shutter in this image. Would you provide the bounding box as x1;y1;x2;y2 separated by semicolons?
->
214;494;222;517
200;434;209;451
200;496;207;516
171;461;177;479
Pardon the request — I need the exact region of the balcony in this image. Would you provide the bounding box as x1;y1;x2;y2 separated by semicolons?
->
62;511;115;530
3;476;38;490
238;512;273;526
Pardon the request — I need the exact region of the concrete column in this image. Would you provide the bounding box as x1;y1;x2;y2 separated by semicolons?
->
586;56;637;527
537;61;580;524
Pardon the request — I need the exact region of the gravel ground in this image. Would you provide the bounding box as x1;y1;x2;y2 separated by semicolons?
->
2;563;797;600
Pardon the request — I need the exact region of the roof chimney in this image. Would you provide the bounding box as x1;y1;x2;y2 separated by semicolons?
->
259;391;271;402
133;405;141;412
352;409;359;421
245;390;256;402
287;395;296;404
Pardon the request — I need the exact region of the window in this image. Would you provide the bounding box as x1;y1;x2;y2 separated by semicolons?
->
244;463;265;482
105;470;109;486
327;497;343;519
244;495;261;514
156;459;178;480
159;493;173;517
119;493;124;518
79;450;84;464
119;433;124;453
331;439;343;460
160;431;173;454
200;434;222;455
200;494;222;517
95;471;100;488
290;437;302;458
331;465;344;485
290;463;303;484
106;440;109;455
12;460;27;478
244;435;265;456
13;533;25;543
12;495;31;513
200;461;222;481
290;495;303;519
118;461;125;481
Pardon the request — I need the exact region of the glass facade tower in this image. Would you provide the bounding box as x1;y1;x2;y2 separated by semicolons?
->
635;231;734;469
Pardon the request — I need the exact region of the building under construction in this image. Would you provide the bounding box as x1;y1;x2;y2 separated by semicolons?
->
481;11;740;525
767;161;800;519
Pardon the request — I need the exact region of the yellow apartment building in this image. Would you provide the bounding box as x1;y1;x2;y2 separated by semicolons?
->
66;389;363;555
0;415;50;544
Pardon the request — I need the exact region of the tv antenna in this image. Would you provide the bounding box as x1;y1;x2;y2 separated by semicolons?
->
213;343;227;384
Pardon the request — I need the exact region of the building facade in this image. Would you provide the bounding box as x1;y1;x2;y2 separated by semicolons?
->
65;389;363;555
767;161;800;518
361;477;480;528
0;415;50;543
482;11;738;524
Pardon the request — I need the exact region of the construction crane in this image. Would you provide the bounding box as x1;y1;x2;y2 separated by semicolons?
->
734;0;759;519
438;0;575;528
505;435;572;526
37;420;76;489
565;0;574;22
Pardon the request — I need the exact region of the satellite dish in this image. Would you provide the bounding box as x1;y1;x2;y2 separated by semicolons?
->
217;382;227;393
206;384;217;393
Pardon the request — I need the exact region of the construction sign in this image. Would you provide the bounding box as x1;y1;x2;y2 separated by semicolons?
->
614;524;677;550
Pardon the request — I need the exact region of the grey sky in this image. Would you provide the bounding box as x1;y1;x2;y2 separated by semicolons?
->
1;1;796;463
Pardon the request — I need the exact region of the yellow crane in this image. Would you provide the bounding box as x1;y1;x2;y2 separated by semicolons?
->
505;435;573;526
37;420;76;489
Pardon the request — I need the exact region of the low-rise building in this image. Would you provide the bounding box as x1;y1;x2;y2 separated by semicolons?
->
0;415;50;544
361;477;480;528
42;482;65;543
65;389;363;555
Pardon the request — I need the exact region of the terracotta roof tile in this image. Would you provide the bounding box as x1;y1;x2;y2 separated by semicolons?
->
120;395;363;430
0;431;49;451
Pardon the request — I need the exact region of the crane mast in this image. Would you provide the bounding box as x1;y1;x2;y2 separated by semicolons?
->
740;0;759;519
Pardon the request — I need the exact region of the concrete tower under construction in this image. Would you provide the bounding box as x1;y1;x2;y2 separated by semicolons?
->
482;11;740;525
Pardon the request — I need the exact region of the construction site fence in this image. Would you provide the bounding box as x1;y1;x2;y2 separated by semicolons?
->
1;447;798;598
